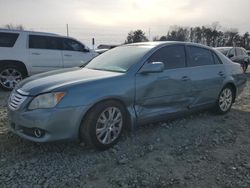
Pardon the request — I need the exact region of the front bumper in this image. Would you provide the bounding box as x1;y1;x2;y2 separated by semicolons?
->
7;105;90;142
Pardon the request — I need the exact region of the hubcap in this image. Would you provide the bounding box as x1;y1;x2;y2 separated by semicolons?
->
96;107;123;145
219;88;233;112
0;68;22;89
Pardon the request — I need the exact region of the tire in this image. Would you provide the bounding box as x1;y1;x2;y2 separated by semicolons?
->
241;62;248;73
214;86;234;115
0;64;26;90
80;100;127;150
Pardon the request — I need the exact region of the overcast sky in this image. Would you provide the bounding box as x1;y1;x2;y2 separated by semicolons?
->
0;0;250;47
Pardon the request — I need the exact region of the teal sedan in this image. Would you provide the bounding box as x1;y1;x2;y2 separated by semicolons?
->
8;42;247;149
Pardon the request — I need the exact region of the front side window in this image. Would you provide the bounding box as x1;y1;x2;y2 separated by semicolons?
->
63;39;85;52
29;35;62;50
149;45;186;69
0;32;19;47
187;46;214;67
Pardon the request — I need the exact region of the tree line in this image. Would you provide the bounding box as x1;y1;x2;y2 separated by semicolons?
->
2;23;250;49
126;23;250;50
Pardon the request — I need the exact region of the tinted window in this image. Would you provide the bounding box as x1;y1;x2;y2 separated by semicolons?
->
63;39;84;52
149;45;186;69
0;32;19;47
29;35;62;50
212;53;222;64
188;46;214;67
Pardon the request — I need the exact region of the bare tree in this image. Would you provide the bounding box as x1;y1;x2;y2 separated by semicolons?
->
4;24;25;30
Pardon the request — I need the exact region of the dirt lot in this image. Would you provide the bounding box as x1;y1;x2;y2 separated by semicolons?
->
0;73;250;188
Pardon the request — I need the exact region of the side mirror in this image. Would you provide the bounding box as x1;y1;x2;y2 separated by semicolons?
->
140;62;164;74
228;54;234;58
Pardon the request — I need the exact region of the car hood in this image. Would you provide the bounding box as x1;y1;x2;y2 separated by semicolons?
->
17;67;124;96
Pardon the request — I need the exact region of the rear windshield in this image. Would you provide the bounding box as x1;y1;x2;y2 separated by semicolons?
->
0;32;19;47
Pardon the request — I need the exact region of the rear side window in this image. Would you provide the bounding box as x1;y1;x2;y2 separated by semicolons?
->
29;35;62;50
149;45;186;69
187;46;214;67
0;32;19;47
63;38;85;52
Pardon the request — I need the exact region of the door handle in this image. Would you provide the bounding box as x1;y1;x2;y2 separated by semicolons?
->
181;76;190;81
218;71;224;76
32;52;40;55
64;54;72;57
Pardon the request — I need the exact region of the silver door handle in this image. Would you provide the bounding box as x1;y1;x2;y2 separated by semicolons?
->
64;54;72;57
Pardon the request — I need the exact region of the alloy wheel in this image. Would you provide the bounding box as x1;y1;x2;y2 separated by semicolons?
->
0;68;23;89
219;88;233;112
96;107;123;145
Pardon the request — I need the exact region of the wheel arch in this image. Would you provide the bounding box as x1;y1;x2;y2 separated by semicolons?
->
78;97;136;139
0;60;28;76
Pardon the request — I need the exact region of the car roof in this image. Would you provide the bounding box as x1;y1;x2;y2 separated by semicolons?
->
125;41;213;50
0;28;60;37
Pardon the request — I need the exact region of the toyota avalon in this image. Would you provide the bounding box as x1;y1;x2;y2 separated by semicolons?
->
8;42;247;149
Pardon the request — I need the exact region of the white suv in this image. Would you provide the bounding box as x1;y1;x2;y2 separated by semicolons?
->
0;29;98;90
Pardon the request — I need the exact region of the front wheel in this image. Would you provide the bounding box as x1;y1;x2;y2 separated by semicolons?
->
214;86;234;114
80;100;127;150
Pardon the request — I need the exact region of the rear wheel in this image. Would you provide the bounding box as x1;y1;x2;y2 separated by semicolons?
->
80;100;127;150
0;64;26;90
214;86;234;114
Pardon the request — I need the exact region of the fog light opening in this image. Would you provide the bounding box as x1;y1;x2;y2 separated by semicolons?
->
34;129;43;138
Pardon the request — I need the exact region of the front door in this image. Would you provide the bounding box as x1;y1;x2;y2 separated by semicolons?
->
62;38;95;68
135;45;193;121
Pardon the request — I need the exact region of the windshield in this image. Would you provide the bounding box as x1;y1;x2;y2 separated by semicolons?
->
217;48;230;56
86;45;153;73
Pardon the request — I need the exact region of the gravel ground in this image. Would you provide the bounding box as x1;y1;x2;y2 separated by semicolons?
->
0;73;250;188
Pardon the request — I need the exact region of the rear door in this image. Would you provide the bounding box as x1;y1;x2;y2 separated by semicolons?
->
135;44;193;121
62;38;95;68
27;35;63;74
185;46;225;108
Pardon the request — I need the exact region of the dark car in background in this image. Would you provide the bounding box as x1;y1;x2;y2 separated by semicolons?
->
247;50;250;56
215;47;249;72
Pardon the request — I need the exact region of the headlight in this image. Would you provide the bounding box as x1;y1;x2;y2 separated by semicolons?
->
28;92;66;110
